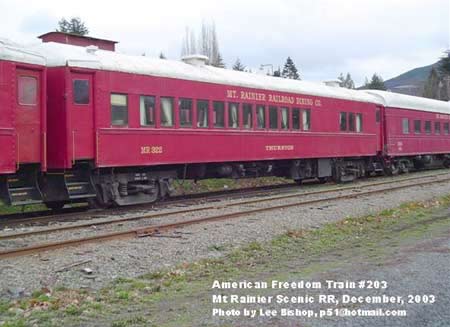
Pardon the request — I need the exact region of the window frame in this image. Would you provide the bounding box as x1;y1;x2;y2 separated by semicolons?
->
356;113;363;133
340;112;347;131
256;105;266;130
402;118;409;134
445;122;450;135
242;103;253;130
17;75;38;106
348;112;355;132
73;79;90;105
110;93;128;127
424;121;432;134
269;106;278;130
196;99;209;129
302;109;311;131
213;101;225;128
179;98;193;128
414;120;421;134
434;121;441;135
228;102;240;129
292;108;301;130
160;96;175;128
139;95;156;127
280;107;289;130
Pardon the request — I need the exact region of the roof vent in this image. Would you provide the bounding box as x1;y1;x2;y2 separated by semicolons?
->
181;54;208;67
323;80;341;87
86;45;99;54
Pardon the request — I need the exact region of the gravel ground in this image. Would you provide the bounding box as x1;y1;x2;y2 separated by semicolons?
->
1;173;450;300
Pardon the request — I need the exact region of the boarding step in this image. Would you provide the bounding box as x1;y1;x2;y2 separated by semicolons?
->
64;171;96;199
0;172;43;206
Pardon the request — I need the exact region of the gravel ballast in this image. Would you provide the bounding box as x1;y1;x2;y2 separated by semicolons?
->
1;176;450;299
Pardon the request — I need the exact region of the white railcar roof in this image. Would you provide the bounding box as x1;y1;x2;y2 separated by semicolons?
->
364;90;450;114
28;41;381;105
3;38;449;115
0;38;46;66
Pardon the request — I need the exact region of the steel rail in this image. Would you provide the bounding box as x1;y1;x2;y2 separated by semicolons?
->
0;171;449;241
0;174;449;259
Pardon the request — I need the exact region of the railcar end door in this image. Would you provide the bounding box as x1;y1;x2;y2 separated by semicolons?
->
16;68;42;165
69;72;94;162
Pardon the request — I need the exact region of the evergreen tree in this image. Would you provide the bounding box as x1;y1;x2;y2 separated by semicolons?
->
281;57;300;80
232;58;245;71
422;68;441;99
338;72;355;89
57;17;89;35
159;52;166;59
364;73;386;90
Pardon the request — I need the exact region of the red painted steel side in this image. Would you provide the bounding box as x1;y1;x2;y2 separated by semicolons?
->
46;68;380;169
384;107;450;156
0;60;46;173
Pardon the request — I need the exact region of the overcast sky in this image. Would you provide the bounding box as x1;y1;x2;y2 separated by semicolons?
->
0;0;448;86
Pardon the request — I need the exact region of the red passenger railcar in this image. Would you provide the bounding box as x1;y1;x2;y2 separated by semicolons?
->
366;90;450;173
35;42;383;207
0;40;47;205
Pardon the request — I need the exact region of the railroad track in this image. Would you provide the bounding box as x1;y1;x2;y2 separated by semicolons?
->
0;169;447;229
0;171;449;259
0;181;302;229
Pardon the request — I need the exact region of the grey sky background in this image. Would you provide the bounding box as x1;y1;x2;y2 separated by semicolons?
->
0;0;448;86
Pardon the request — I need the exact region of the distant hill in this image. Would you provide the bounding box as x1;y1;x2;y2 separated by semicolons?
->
383;62;439;96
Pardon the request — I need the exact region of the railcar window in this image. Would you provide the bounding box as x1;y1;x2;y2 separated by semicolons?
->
303;109;311;131
348;113;355;131
445;123;450;135
292;108;300;130
356;113;363;132
269;106;278;129
18;76;37;105
340;112;347;131
435;122;441;134
425;121;431;134
402;118;409;134
213;101;225;128
160;97;174;127
414;120;421;134
140;95;155;126
179;98;193;127
243;103;253;129
228;103;239;128
73;80;90;104
256;105;266;129
111;94;128;126
197;100;209;128
281;107;289;130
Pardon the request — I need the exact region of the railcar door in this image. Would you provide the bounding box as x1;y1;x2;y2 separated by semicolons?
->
69;72;94;162
376;105;384;154
16;68;42;165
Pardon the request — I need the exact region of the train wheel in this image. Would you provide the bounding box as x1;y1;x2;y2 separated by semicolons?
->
318;177;328;184
386;164;399;176
400;162;409;174
294;179;303;186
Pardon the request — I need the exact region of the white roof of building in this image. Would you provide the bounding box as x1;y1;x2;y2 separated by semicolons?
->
364;90;450;114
